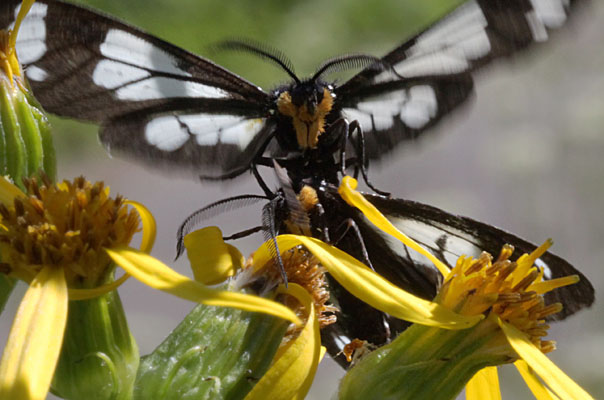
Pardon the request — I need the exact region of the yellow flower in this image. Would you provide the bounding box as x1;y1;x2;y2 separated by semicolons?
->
0;176;298;400
186;217;481;398
338;176;594;400
446;242;593;400
172;227;324;400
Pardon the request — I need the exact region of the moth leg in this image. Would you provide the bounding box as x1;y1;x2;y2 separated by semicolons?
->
347;121;390;197
315;203;331;243
327;117;362;179
251;162;274;197
332;218;373;270
344;119;360;178
223;226;264;240
320;117;350;177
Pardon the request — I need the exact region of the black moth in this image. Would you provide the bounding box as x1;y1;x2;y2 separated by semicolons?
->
1;0;594;366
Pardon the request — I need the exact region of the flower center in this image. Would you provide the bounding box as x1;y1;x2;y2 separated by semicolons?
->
251;247;336;329
0;176;140;286
438;241;576;353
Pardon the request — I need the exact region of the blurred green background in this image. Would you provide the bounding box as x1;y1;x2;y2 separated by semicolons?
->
2;0;603;398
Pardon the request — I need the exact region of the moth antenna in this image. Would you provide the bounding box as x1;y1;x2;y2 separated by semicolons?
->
211;39;300;83
176;194;268;259
312;54;389;82
262;197;288;286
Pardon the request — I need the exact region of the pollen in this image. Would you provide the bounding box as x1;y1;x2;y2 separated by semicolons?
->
0;175;140;286
255;247;336;329
438;241;575;354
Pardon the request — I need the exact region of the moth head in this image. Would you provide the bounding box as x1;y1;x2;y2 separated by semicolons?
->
276;82;334;149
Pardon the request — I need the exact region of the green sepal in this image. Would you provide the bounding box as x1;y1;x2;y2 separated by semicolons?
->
23;85;56;181
134;295;288;400
0;78;26;185
51;273;139;400
338;320;510;400
0;76;56;187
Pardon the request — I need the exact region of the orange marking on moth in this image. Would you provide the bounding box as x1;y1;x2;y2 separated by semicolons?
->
277;88;334;149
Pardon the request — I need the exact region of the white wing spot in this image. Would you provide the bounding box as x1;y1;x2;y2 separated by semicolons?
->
373;1;490;81
12;2;48;64
529;0;569;29
344;85;437;131
388;216;481;268
410;1;486;53
341;108;373;130
179;115;262;149
114;77;228;101
144;117;189;151
92;60;151;89
535;258;553;279
400;85;438;129
525;11;549;42
25;65;48;81
144;115;263;152
100;29;191;77
395;53;471;78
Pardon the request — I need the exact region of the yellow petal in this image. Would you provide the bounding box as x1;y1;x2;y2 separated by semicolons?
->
497;317;594;400
515;360;560;400
466;367;502;400
338;176;450;276
185;227;243;285
227;244;245;268
0;266;68;400
245;283;321;400
529;275;580;295
0;176;24;206
9;0;36;49
67;272;130;300
125;200;156;253
254;235;481;329
106;246;300;325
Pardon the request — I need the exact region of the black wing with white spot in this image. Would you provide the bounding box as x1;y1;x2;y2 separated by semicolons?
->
0;0;273;178
366;194;595;320
322;193;594;366
336;0;586;161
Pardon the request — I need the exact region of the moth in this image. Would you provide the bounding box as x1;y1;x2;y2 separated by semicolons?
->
1;0;594;365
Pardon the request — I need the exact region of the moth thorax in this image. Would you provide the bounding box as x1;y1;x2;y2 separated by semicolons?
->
297;185;319;212
276;88;334;149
